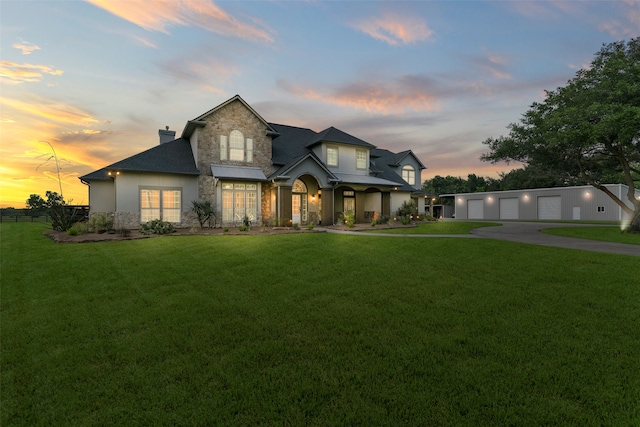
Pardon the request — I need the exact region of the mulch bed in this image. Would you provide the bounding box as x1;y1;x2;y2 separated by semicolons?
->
43;223;416;244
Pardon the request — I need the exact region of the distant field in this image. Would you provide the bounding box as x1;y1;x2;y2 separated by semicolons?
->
2;223;639;425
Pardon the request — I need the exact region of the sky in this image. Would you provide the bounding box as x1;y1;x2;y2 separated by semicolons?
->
1;1;638;208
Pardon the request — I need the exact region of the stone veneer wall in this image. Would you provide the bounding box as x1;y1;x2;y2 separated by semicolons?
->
195;99;276;222
92;211;199;230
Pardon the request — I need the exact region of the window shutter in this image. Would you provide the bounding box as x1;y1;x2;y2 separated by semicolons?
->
246;138;253;162
220;135;228;160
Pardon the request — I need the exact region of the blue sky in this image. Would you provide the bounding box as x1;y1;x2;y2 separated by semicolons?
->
1;0;638;207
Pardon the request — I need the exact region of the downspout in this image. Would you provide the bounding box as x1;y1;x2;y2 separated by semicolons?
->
277;184;281;224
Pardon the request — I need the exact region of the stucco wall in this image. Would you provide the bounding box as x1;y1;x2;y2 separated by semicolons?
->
88;180;115;213
453;184;638;221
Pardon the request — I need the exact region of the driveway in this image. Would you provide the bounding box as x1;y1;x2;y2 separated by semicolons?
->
324;222;640;257
470;221;640;257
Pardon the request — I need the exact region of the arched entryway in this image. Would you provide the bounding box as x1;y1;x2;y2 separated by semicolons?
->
291;176;322;225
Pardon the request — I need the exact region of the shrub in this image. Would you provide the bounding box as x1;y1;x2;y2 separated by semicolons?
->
239;225;248;232
371;220;377;227
344;210;355;228
88;213;114;233
223;227;229;232
140;219;175;235
191;200;217;228
306;223;315;230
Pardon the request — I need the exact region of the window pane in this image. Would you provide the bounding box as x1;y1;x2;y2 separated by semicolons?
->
162;190;181;223
356;150;367;169
141;189;160;223
246;191;257;220
327;147;338;166
230;130;244;161
402;166;415;185
222;190;233;222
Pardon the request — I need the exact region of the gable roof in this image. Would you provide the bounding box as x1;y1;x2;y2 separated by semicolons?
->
307;126;375;149
80;138;199;182
371;148;426;170
182;95;278;139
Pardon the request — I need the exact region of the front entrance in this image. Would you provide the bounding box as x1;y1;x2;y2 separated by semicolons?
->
292;179;308;225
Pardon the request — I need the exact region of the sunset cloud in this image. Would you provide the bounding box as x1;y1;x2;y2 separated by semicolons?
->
0;97;98;126
0;61;63;84
280;75;439;114
12;40;41;55
351;13;433;45
86;0;274;43
473;53;512;80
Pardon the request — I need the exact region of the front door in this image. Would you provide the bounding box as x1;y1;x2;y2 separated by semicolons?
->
292;194;301;224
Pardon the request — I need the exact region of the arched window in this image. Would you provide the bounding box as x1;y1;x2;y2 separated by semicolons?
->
402;165;415;186
293;179;307;193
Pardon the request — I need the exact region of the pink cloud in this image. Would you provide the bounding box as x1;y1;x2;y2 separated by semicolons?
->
86;0;274;43
351;12;433;45
281;77;439;114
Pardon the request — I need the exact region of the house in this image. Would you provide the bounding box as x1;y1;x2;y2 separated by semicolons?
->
445;184;640;222
80;95;426;229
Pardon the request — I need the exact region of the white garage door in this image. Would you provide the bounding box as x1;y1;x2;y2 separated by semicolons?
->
538;196;561;220
499;198;519;220
468;199;484;219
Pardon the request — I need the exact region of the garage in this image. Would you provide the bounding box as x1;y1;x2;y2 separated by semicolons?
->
467;199;484;219
499;198;519;219
538;196;561;220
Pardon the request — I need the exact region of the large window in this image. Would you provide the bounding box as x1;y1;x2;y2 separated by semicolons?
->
327;146;338;167
220;130;253;162
356;149;367;170
402;165;415;186
222;183;258;224
141;188;182;223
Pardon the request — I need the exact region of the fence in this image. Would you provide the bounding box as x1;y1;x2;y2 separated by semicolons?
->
0;215;51;223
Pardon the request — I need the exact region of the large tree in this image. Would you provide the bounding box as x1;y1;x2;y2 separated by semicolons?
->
482;39;640;232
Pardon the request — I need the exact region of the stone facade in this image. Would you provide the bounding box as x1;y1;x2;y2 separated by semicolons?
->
195;99;274;178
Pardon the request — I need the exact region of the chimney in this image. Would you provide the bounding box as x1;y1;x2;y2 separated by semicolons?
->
158;126;176;144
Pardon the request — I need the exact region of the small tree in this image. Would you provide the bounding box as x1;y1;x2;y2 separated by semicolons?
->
27;191;79;231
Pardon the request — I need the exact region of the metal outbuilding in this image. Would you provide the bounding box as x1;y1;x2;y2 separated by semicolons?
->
443;184;639;222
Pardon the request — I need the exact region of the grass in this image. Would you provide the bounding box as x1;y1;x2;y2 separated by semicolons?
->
2;223;640;425
542;226;640;245
366;221;500;234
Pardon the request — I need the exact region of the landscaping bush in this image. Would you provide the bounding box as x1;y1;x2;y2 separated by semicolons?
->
140;219;175;235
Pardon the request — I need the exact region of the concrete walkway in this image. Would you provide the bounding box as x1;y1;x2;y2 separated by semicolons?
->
323;222;640;257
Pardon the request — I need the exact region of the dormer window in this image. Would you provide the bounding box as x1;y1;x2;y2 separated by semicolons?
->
327;146;338;167
220;130;253;162
402;165;415;186
356;149;367;170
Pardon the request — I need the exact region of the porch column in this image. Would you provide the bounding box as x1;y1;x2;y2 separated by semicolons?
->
355;191;365;224
321;187;334;225
382;192;391;217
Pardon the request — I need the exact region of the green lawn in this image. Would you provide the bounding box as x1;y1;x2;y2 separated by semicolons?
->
2;223;639;425
542;225;640;245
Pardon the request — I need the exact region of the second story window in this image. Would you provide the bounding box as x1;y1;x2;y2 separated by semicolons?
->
220;130;253;162
230;130;244;161
356;149;367;169
402;165;415;186
327;146;338;167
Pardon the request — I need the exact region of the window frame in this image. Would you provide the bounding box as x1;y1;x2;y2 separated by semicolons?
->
402;165;416;186
327;146;338;167
140;187;182;223
356;149;367;170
